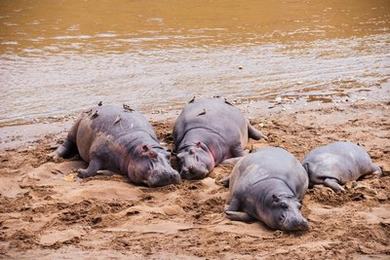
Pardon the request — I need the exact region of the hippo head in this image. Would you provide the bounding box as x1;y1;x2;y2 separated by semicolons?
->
262;194;309;232
176;142;214;180
130;144;181;187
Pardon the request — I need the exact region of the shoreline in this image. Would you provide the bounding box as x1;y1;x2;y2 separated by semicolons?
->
0;83;389;258
1;81;388;151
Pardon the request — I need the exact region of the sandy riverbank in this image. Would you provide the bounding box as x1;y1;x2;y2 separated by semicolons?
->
0;84;389;259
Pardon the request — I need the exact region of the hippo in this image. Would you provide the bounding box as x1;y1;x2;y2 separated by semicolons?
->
302;141;381;192
173;97;266;180
225;147;309;231
51;104;181;187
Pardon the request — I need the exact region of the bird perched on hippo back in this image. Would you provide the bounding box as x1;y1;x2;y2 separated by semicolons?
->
51;104;181;187
225;147;309;231
302;141;381;192
173;96;266;180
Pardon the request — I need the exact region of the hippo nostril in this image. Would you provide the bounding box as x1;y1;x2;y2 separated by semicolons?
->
180;167;188;176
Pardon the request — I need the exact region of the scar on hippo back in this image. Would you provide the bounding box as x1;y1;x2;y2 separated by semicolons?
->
114;115;121;125
197;109;206;116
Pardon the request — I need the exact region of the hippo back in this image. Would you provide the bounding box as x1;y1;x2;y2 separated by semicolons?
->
303;141;375;183
76;105;158;161
173;98;247;145
230;147;308;200
88;105;156;138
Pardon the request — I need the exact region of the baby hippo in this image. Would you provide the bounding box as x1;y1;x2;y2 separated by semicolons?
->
226;147;309;231
303;141;381;192
173;96;266;180
52;104;181;187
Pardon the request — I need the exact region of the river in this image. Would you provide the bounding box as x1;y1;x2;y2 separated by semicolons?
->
0;0;389;126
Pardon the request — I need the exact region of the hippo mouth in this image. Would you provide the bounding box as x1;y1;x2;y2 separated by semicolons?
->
280;216;309;231
146;171;181;187
180;165;209;180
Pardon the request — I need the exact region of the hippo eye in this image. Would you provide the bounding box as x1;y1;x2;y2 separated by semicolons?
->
280;202;289;209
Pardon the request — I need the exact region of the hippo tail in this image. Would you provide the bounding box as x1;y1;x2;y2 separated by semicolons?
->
248;122;267;141
53;116;81;159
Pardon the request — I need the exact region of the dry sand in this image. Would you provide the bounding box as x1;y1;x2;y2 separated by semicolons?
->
0;89;389;259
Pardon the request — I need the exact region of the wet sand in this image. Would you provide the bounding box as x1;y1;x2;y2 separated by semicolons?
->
1;83;389;259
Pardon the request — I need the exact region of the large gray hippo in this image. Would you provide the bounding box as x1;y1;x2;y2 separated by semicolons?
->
173;97;266;180
225;147;309;231
302;141;381;192
52;104;181;187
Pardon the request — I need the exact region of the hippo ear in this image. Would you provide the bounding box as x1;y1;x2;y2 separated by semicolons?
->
196;142;202;148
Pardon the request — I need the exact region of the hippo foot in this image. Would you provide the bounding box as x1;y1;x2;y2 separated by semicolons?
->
372;165;383;177
225;210;254;223
48;151;61;163
221;157;242;166
96;170;117;176
323;178;345;193
77;168;97;178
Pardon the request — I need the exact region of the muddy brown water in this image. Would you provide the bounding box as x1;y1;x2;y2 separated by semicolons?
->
0;0;389;127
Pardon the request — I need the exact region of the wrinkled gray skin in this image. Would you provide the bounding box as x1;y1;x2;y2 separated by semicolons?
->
302;141;381;192
173;97;266;180
226;147;309;231
52;105;181;187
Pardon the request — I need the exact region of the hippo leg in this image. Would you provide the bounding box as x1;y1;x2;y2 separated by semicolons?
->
51;118;81;161
248;122;267;140
323;178;345;192
54;139;77;158
221;157;242;166
231;144;246;158
372;164;382;176
77;158;103;178
225;197;254;222
225;211;254;222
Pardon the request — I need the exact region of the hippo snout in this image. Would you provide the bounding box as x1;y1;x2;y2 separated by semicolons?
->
147;170;181;187
180;166;209;180
283;217;309;232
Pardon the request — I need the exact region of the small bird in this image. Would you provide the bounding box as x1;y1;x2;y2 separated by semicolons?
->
123;104;134;112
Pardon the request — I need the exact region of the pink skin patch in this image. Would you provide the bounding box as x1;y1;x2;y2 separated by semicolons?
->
206;146;216;170
196;141;216;170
